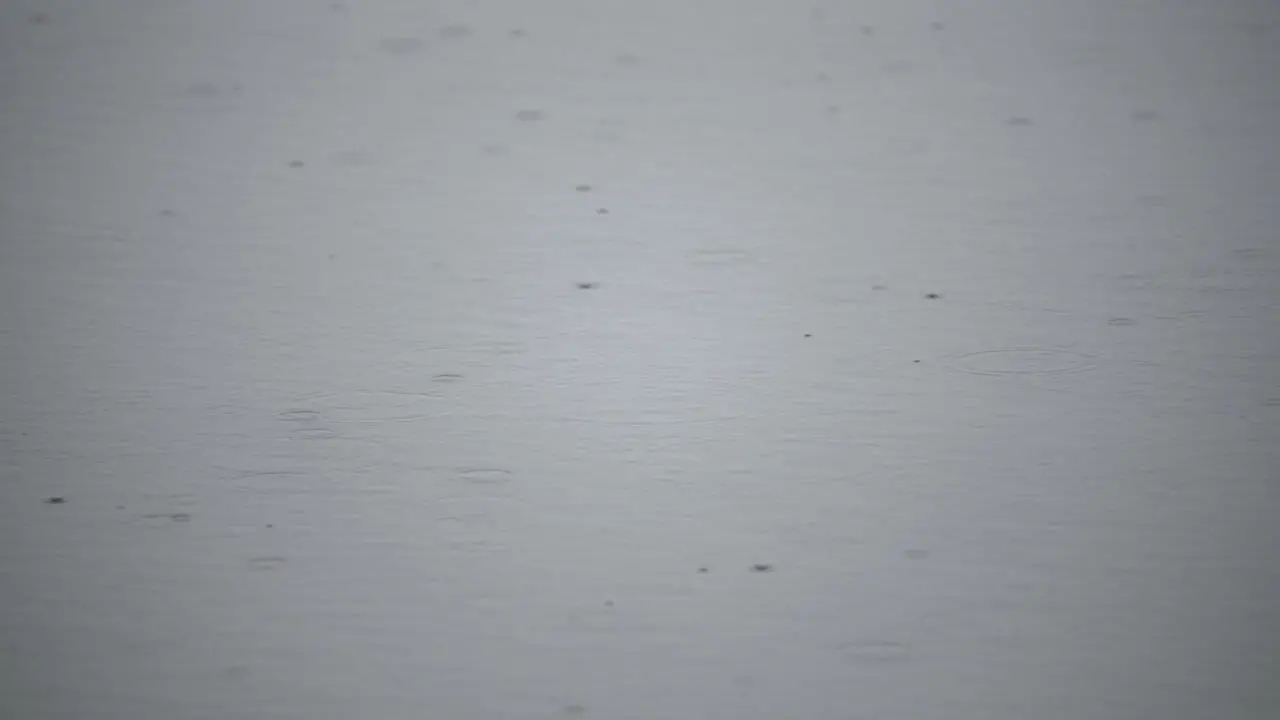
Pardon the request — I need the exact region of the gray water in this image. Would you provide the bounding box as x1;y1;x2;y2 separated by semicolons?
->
2;2;1278;718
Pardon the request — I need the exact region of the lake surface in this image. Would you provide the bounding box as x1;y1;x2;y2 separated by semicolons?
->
2;1;1278;718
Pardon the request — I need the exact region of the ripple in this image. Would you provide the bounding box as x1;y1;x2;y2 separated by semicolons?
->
945;347;1097;376
689;248;752;266
379;37;423;55
838;640;913;664
456;467;513;484
278;409;322;423
293;390;438;423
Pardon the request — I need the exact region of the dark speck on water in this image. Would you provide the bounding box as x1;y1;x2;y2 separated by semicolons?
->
45;497;66;505
698;567;709;573
577;282;598;290
751;564;773;573
575;184;592;192
925;293;942;299
288;160;305;168
596;208;609;214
